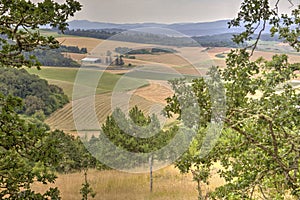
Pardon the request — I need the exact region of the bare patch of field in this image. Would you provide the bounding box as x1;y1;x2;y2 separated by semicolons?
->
172;66;206;75
132;81;173;105
206;47;231;54
212;59;226;68
277;42;290;46
46;91;163;135
251;50;300;64
134;53;190;67
56;37;103;52
123;57;170;67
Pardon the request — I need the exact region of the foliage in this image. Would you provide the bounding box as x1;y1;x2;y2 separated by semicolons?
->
23;44;86;68
62;29;281;48
194;33;282;48
0;0;81;69
167;53;300;199
0;67;69;117
193;33;242;48
80;157;96;200
0;0;81;198
59;45;87;54
0;94;61;199
51;130;107;173
115;47;177;55
64;29;118;40
80;170;96;200
0;95;101;199
24;48;80;67
229;0;300;54
165;0;300;199
88;106;178;169
115;55;125;66
103;106;175;153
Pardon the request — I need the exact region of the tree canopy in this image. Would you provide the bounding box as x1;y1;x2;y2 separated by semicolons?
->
0;0;81;199
0;0;81;68
0;67;69;116
87;106;178;170
0;94;61;199
165;0;300;199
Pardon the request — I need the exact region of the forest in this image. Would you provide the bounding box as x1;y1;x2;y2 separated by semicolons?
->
23;45;85;67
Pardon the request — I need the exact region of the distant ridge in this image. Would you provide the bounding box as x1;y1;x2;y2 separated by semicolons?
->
67;19;249;36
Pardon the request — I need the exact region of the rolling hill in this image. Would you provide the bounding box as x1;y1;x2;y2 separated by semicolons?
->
67;19;273;36
67;19;242;36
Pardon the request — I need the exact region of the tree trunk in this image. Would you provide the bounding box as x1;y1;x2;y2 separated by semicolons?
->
149;155;153;193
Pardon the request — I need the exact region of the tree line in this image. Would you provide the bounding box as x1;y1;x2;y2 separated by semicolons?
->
115;47;177;55
61;28;281;48
0;68;69;117
23;45;86;68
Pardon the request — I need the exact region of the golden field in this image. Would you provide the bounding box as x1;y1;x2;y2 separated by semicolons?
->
32;166;224;200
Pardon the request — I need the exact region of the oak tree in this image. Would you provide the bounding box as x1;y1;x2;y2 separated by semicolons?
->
0;0;81;199
165;0;300;199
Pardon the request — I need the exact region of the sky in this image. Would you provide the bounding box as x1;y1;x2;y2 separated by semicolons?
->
33;0;298;24
70;0;241;23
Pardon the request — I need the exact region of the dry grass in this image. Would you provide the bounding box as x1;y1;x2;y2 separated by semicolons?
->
132;81;173;104
134;54;189;67
251;50;300;63
32;165;225;200
32;166;198;200
62;52;87;62
32;165;226;200
206;47;231;54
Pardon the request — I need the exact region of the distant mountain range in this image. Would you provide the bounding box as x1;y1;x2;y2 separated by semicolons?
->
68;19;268;36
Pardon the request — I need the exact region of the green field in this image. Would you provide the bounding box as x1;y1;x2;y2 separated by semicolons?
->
27;67;149;99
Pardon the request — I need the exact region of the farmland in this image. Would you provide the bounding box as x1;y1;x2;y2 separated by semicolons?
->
29;34;300;145
29;34;300;136
27;34;300;199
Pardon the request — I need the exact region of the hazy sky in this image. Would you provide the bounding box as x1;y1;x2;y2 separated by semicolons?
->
33;0;298;24
69;0;241;23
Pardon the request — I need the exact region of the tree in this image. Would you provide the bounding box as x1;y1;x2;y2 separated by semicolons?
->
0;0;81;199
114;55;125;66
80;154;96;200
0;94;61;199
0;67;69;117
115;56;119;65
95;106;176;167
119;55;125;65
87;106;178;191
165;1;300;199
0;0;81;69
